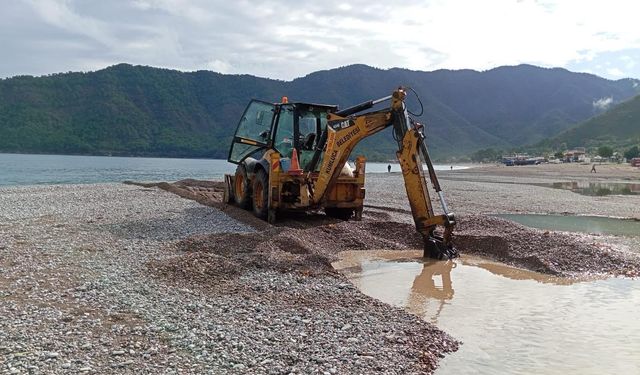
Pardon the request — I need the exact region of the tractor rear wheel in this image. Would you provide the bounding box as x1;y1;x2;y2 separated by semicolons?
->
233;164;252;209
324;207;353;221
252;169;269;219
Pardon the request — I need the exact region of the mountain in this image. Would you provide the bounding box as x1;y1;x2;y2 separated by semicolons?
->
0;63;638;160
542;93;640;149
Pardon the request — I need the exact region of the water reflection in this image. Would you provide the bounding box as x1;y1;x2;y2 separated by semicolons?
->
408;260;455;323
460;257;579;285
333;250;640;375
494;214;640;237
537;181;640;196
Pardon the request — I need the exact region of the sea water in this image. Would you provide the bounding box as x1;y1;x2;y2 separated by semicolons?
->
0;153;468;186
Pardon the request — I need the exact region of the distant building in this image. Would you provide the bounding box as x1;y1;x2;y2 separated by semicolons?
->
501;153;542;166
563;148;586;162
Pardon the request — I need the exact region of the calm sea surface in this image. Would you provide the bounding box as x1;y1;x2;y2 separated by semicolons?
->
0;153;467;186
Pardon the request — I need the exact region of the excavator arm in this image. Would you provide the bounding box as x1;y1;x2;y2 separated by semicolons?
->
311;88;458;259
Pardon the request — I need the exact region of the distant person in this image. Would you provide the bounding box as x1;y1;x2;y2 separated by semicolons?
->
591;164;597;173
387;164;391;173
450;165;453;170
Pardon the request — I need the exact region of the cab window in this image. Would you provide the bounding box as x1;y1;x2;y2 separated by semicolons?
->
235;100;274;142
298;109;327;171
228;100;274;163
274;105;295;158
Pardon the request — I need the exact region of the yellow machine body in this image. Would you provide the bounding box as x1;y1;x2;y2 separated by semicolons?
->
224;87;457;258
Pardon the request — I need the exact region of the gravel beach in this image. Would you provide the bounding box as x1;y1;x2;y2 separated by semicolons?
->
0;183;456;374
2;162;639;374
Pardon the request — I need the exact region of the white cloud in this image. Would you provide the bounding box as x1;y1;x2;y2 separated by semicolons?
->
607;67;625;77
593;97;614;111
620;55;637;70
2;0;640;79
205;59;231;73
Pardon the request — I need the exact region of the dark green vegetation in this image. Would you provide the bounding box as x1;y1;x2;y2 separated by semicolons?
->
1;64;639;160
542;93;640;154
624;146;639;160
470;148;503;163
598;145;614;158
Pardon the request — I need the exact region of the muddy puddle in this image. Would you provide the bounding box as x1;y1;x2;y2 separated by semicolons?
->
536;181;640;196
333;250;640;374
495;213;640;237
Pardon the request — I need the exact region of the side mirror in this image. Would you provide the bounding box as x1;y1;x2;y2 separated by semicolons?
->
259;130;270;139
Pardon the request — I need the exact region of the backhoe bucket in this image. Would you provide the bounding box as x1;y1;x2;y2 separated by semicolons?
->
424;231;458;260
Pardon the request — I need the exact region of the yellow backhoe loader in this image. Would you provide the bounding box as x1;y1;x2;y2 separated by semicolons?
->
223;87;457;259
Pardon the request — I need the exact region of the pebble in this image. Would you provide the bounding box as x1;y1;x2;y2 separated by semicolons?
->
0;183;458;374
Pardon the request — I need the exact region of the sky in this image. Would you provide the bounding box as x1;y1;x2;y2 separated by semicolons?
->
2;0;640;81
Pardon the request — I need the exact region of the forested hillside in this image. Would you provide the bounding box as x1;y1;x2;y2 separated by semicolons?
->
543;93;640;149
1;64;638;160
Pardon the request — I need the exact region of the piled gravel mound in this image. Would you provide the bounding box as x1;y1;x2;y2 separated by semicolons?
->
151;221;424;284
149;220;458;374
154;179;640;279
454;215;640;277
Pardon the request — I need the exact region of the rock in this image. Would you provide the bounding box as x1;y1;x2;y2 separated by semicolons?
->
113;360;134;368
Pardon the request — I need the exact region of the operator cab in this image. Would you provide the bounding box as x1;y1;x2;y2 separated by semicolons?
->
228;99;337;172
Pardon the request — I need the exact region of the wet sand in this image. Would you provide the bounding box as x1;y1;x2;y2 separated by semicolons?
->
365;163;640;219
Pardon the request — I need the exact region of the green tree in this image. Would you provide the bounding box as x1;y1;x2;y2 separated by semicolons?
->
597;145;614;158
624;145;639;160
553;151;564;159
470;148;501;163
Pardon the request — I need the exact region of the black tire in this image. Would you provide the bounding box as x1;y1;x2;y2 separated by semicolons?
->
252;168;269;219
223;175;234;203
233;164;252;209
324;207;353;221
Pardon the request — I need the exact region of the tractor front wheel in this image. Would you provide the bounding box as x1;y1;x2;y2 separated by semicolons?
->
233;164;252;209
252;169;269;219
